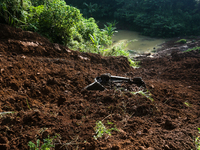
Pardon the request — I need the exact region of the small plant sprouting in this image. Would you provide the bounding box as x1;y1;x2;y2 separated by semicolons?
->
193;128;200;150
0;111;15;116
93;120;118;140
128;59;140;68
184;101;191;107
131;90;154;102
26;98;31;110
28;135;57;150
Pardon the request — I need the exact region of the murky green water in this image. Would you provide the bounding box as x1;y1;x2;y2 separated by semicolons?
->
112;30;166;54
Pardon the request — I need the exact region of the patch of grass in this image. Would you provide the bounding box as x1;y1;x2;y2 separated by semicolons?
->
26;98;31;110
28;135;58;150
0;111;15;115
102;40;140;68
131;90;154;102
151;49;157;53
184;46;200;53
102;41;130;57
0;111;15;118
192;128;200;150
175;39;187;44
93;120;118;140
128;59;140;68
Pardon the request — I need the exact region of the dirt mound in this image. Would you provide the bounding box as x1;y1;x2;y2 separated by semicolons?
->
0;24;200;150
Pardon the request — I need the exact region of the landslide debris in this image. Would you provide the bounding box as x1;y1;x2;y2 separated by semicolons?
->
0;24;200;150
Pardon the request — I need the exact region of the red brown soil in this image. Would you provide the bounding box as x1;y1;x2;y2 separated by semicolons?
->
0;24;200;150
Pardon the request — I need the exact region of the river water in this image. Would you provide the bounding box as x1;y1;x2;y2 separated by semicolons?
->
112;30;166;54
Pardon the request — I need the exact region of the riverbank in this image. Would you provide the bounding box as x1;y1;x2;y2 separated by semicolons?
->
112;30;166;56
132;36;200;60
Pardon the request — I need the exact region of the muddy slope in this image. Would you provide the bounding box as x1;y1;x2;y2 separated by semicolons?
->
0;24;200;150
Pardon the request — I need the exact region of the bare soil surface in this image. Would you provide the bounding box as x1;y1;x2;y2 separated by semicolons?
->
0;24;200;150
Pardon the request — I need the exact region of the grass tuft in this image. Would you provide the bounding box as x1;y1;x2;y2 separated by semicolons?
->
175;39;187;44
28;135;58;150
193;128;200;150
184;46;200;53
26;98;31;110
131;90;154;102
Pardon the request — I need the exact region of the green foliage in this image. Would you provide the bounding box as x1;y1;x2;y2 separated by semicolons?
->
29;0;47;7
66;0;200;38
103;46;129;57
37;0;82;44
102;22;118;37
23;4;45;31
94;120;118;140
26;98;31;110
35;0;112;48
89;33;100;53
134;13;186;37
0;0;24;26
28;136;57;150
121;0;200;37
184;101;191;107
128;59;140;68
175;39;187;44
193;128;200;150
103;39;130;57
100;39;140;68
0;0;112;51
68;17;111;51
83;2;99;17
184;47;200;53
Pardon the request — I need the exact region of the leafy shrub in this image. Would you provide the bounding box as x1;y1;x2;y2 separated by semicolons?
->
37;0;82;44
128;59;140;68
0;0;112;51
33;0;112;49
0;0;25;26
134;13;185;37
93;120;118;140
75;18;111;45
102;22;118;37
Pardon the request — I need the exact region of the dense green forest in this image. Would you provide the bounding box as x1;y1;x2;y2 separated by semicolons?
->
65;0;200;37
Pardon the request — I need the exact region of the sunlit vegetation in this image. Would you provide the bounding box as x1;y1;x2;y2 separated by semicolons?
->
0;0;142;68
0;0;112;53
175;39;187;44
3;0;199;65
184;46;200;53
